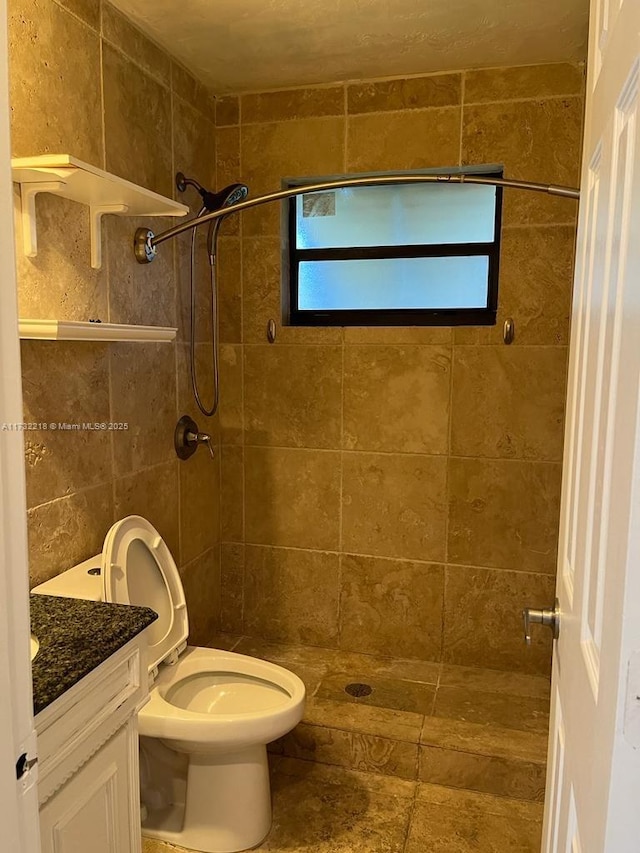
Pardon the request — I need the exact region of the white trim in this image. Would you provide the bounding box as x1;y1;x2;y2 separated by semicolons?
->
0;0;40;848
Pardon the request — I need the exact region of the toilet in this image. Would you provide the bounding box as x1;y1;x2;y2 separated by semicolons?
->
32;515;306;853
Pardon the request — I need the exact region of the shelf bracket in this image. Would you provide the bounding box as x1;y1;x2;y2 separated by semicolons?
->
19;181;66;260
89;204;129;269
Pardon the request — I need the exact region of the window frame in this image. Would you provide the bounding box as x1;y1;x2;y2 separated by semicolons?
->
284;170;504;327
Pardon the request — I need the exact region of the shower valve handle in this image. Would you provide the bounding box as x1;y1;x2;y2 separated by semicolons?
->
174;415;215;460
187;430;215;459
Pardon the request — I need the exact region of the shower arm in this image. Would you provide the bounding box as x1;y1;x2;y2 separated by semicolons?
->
134;172;580;263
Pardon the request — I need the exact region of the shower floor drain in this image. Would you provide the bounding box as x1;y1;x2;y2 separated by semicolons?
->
345;682;373;698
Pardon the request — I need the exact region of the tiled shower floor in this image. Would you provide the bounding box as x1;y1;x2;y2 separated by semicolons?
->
142;634;550;853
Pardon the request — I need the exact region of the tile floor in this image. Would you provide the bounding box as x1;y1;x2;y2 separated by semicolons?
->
142;758;544;853
142;634;550;852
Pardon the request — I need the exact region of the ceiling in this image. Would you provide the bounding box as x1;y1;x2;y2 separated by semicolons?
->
112;0;589;94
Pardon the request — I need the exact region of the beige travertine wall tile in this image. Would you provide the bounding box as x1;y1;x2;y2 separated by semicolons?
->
179;546;220;645
8;0;102;163
242;236;342;345
15;195;107;321
217;237;242;343
339;554;444;660
448;457;562;573
406;796;543;853
176;343;219;429
21;341;111;508
343;345;451;453
242;86;344;124
106;215;175;327
216;95;239;127
451;346;567;461
443;565;555;675
172;95;216;197
28;483;114;587
244;345;342;448
179;452;219;565
418;744;546;801
220;543;244;634
463;97;583;225
347;108;461;172
498;226;576;345
244;447;341;550
343;327;452;345
214;65;579;675
220;445;244;542
113;461;180;560
57;0;99;29
241;117;345;236
215;127;240;236
464;63;584;104
244;545;340;646
342;453;447;561
455;226;577;346
283;722;419;780
176;228;215;342
101;2;170;85
218;343;244;444
12;0;221;601
103;43;172;196
110;342;177;476
348;74;461;113
171;61;215;122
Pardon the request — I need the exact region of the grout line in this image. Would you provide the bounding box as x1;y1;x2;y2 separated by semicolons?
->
240;341;570;349
233;93;583;127
219;542;556;579
217;62;583;98
239;443;565;464
98;38;107;171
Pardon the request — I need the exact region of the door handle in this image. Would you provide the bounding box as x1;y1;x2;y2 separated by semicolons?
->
523;598;560;645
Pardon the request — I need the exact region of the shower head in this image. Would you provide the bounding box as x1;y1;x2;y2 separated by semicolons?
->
176;172;249;213
211;183;249;209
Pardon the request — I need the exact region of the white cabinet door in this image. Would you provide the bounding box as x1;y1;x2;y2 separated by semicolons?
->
542;0;640;850
39;727;139;853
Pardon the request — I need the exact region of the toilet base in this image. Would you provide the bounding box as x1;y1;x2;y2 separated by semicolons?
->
142;743;272;853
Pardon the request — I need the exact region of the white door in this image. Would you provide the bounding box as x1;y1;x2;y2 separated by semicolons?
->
0;0;40;850
542;0;640;850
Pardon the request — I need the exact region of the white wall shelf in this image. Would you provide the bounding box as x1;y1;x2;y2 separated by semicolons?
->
12;154;189;269
19;319;177;343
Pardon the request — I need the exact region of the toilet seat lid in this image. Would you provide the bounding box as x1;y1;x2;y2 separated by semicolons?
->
102;515;188;673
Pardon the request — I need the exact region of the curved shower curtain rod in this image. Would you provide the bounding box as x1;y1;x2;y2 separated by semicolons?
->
133;172;581;264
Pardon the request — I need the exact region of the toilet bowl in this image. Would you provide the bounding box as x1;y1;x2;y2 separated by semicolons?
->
32;515;306;853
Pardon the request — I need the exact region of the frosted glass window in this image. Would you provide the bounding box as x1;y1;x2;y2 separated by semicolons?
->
298;257;490;310
297;184;497;249
286;171;502;327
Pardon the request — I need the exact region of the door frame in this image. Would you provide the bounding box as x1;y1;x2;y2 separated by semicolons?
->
0;0;40;849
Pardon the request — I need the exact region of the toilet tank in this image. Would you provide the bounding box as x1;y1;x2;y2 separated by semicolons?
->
31;555;103;601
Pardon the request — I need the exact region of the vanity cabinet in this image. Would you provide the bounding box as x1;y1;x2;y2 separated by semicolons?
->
35;636;148;853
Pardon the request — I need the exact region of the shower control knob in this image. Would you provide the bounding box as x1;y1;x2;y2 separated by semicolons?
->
174;415;215;460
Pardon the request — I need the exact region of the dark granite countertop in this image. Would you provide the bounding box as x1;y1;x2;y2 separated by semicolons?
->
30;594;157;716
